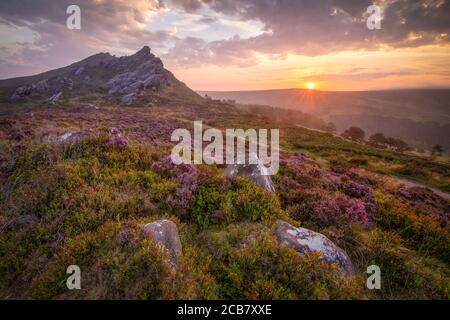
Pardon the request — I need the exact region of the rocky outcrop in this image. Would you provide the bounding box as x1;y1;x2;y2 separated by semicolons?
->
8;46;200;105
274;220;355;275
3;46;201;105
141;219;182;267
11;79;49;100
225;159;276;192
104;46;168;104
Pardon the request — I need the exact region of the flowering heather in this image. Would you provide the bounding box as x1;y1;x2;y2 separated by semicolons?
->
106;127;129;148
152;156;199;211
313;196;369;227
340;181;372;198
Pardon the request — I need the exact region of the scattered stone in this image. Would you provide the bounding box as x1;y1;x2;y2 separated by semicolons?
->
70;104;98;113
141;219;182;267
121;92;136;105
49;91;62;102
274;220;355;275
44;131;89;143
75;65;85;76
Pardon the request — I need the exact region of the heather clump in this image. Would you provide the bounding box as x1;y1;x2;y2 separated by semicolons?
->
151;155;200;214
199;223;365;299
106;127;128;148
374;192;450;263
313;195;370;228
395;186;449;227
340;180;372;198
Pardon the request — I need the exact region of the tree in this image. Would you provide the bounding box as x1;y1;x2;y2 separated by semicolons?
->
325;122;337;134
385;137;410;152
368;133;387;148
431;144;444;159
369;133;387;144
341;126;365;141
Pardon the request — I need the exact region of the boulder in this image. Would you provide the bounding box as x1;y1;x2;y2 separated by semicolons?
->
274;220;355;275
49;91;62;102
11;79;49;100
225;159;275;192
141;219;182;267
43;131;90;143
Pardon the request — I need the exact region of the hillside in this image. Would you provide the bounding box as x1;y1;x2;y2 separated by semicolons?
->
0;46;203;106
200;88;450;150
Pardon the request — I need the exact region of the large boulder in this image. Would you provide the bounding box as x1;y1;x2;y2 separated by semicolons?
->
141;220;182;267
225;160;275;192
274;220;355;275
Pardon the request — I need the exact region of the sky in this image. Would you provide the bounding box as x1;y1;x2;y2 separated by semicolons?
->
0;0;449;91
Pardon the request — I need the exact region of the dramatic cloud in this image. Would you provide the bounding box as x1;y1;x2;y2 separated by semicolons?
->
0;0;449;90
0;0;171;77
165;0;450;66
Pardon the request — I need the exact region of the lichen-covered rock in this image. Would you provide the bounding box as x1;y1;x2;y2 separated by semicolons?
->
141;219;182;267
225;160;275;192
44;131;90;143
49;91;62;102
274;219;355;275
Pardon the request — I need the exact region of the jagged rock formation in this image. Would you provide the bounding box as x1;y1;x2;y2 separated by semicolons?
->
11;79;49;100
2;46;201;105
274;220;355;275
141;219;182;268
104;46;168;104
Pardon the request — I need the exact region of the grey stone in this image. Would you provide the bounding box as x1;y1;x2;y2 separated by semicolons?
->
225;159;276;192
274;220;355;275
11;79;49;100
141;219;182;267
49;91;62;102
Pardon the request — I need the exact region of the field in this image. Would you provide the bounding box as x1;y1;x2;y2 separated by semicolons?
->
0;99;449;299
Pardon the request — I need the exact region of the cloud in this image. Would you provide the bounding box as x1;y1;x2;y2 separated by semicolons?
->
0;0;172;78
165;0;450;66
0;0;449;78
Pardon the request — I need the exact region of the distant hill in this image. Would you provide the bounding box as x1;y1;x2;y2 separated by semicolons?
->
0;46;203;106
200;88;450;150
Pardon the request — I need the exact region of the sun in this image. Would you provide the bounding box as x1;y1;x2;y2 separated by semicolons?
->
306;82;316;90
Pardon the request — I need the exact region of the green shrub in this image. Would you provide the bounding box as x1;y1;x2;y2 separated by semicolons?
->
342;228;450;299
373;192;450;264
223;177;284;224
200;223;364;299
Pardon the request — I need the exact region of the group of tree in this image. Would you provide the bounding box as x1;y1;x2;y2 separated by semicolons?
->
431;144;444;159
368;132;410;152
341;127;411;152
341;127;447;156
341;126;365;142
